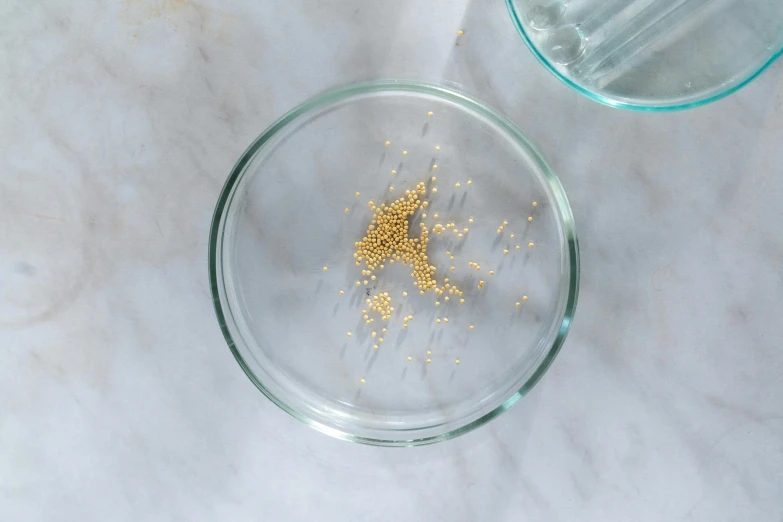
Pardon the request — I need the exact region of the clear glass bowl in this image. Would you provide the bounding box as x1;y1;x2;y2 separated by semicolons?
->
209;81;579;446
507;0;783;110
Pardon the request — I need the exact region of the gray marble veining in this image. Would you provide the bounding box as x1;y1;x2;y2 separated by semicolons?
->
1;0;781;520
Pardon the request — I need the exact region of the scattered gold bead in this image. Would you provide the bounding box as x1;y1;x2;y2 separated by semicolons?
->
427;351;431;356
389;186;394;192
402;291;408;297
455;359;460;365
360;378;365;384
528;242;534;248
347;332;352;337
435;301;440;306
450;266;455;271
522;295;528;301
533;201;538;207
428;111;433;117
503;221;508;226
510;233;515;238
391;169;397;175
455;182;460;188
503;249;509;255
528;216;533;222
356;192;361;197
433;213;439;219
436;319;441;324
444;318;448;323
372;332;377;337
371;275;376;280
385;141;391;147
516;245;521;250
408;356;412;361
469;324;473;330
382;328;387;333
461;299;465;304
323;266;328;272
458;30;464;36
364;280;368;285
422;213;427;218
435;145;440;151
516;302;521;307
432;188;437;193
479;281;484;285
467;180;472;185
489;270;494;276
379;338;384;343
344;208;350;213
426;358;431;364
468;218;473;224
339;290;344;295
444;296;449;301
356;281;360;286
433;164;438;170
402;150;408;156
373;345;378;350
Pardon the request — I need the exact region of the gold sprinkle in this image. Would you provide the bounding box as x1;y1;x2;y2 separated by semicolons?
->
522;295;528;301
433;164;438;170
372;332;377;337
461;299;465;304
360;378;365;384
402;291;408;297
455;359;460;365
444;317;448;323
339;290;344;295
444;296;449;302
468;218;473;224
433;213;439;219
458;30;464;36
373;345;378;350
402;150;408;156
503;221;508;226
408;356;412;361
510;233;515;238
385;141;391;147
503;249;509;255
532;201;538;207
469;324;473;330
455;182;460;188
323;266;328;272
467;180;472;185
528;216;533;222
436;319;441;324
379;338;384;343
432;188;438;193
364;280;368;285
345;208;350;213
356;192;361;197
356;281;361;286
450;266;455;271
489;270;494;276
371;275;376;280
435;145;440;151
516;245;521;250
347;332;352;337
427;350;432;356
426;358;431;364
428;111;434;117
516;302;521;307
391;170;397;175
389;186;394;192
528;242;534;248
382;328;387;333
435;301;440;306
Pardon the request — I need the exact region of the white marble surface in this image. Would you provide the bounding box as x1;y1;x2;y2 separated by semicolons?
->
2;0;782;520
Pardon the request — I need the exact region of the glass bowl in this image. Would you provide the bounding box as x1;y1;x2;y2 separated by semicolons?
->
507;0;783;110
209;80;579;446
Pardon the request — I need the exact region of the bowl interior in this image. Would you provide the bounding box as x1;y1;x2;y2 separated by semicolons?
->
508;0;783;110
212;83;578;444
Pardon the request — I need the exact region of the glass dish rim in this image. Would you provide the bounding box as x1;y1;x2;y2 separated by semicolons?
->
208;79;580;446
505;0;783;112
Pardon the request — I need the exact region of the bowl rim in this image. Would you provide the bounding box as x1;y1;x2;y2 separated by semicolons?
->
208;79;580;446
505;0;783;112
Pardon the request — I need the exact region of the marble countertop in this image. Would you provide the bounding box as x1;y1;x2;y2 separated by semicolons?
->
2;0;782;520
